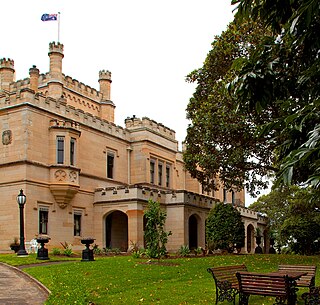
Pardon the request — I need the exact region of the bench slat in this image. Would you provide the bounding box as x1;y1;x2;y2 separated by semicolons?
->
278;264;317;289
236;272;291;304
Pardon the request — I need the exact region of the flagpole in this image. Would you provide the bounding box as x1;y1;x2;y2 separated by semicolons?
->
58;12;61;42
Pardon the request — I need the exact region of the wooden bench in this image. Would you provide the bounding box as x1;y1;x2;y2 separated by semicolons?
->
278;265;317;291
207;264;247;304
236;271;292;305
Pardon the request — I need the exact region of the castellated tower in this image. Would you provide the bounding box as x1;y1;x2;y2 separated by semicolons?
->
0;58;15;91
48;42;64;98
99;70;115;123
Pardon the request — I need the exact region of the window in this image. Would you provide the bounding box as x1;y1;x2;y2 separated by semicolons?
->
74;212;82;236
107;153;114;179
231;190;235;206
70;138;76;166
158;163;163;186
57;136;65;164
166;165;170;188
150;160;155;184
223;188;227;203
39;208;48;234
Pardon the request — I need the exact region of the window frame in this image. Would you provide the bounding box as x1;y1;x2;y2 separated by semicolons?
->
150;159;155;184
107;152;115;179
70;137;76;166
158;162;163;186
74;211;82;236
56;136;65;164
39;207;49;235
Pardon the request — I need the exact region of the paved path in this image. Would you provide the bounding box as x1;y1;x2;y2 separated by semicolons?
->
0;262;49;305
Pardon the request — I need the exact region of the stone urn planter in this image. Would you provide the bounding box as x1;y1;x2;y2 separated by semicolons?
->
10;237;20;253
81;238;95;261
36;237;50;260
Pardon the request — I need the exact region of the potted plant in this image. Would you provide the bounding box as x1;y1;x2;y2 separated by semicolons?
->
10;237;20;253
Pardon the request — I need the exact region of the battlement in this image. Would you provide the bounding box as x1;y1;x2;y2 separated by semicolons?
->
125;116;176;141
236;206;267;223
65;75;101;99
94;185;218;209
0;89;128;140
0;58;14;70
49;41;64;55
99;70;112;81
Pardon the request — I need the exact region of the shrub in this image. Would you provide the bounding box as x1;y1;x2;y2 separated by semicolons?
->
60;242;73;257
52;248;61;255
206;203;245;253
194;246;203;256
144;199;172;259
93;244;102;255
178;245;191;257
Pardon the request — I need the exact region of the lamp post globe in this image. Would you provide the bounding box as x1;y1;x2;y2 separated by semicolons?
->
16;189;28;256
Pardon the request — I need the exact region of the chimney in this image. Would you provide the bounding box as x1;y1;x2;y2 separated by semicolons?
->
29;65;40;92
99;70;115;123
0;58;15;92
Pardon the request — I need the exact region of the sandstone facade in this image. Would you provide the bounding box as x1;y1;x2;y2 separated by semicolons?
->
0;42;267;253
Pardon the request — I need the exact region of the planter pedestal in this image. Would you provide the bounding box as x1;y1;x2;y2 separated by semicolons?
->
81;239;95;261
254;237;263;254
37;238;50;260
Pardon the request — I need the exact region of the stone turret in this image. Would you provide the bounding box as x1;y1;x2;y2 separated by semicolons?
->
99;70;112;101
0;58;15;92
99;70;115;123
29;65;40;92
48;42;64;98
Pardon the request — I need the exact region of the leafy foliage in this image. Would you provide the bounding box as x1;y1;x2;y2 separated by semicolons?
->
144;199;172;259
184;18;274;196
206;203;245;252
230;0;320;190
249;186;320;254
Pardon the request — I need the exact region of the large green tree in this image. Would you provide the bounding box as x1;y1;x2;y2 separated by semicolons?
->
184;18;273;196
184;0;320;196
230;0;320;189
206;203;245;252
249;186;320;254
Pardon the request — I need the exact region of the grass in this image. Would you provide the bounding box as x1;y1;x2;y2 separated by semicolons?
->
1;253;320;304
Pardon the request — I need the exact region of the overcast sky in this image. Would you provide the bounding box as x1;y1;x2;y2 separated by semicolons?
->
2;0;235;142
2;1;265;205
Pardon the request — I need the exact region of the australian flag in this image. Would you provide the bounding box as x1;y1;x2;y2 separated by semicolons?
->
41;14;58;21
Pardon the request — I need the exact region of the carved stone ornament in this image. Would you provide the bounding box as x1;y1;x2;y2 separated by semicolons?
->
2;130;12;145
55;169;67;181
69;171;77;182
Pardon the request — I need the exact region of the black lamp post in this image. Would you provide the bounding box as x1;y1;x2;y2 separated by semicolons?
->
16;189;28;256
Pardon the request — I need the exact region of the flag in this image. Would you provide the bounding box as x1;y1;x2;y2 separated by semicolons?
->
41;14;58;22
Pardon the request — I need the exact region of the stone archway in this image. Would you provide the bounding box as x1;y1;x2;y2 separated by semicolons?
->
247;224;255;253
189;214;198;250
105;210;128;251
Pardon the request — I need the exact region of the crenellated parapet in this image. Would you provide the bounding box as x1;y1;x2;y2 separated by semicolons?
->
94;185;218;209
0;58;15;91
236;206;268;224
65;75;102;99
0;89;128;140
125;116;176;141
0;58;14;70
99;70;112;81
49;41;64;56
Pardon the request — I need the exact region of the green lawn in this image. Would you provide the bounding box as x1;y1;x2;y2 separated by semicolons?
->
1;253;319;304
